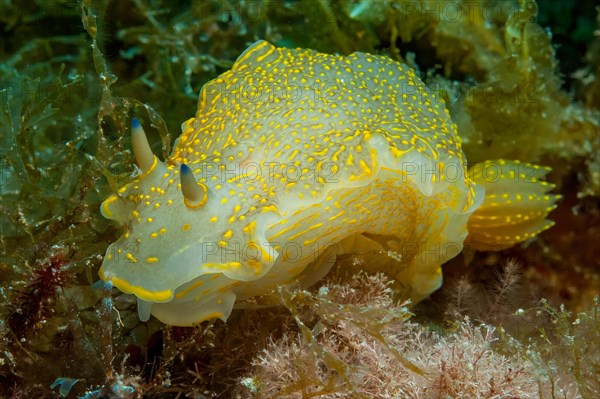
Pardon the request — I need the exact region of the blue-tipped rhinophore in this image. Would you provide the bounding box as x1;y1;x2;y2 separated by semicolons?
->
131;117;155;172
181;163;192;175
180;163;207;208
132;117;141;129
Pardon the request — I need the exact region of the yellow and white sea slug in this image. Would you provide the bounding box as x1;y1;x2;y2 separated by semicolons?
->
99;40;559;326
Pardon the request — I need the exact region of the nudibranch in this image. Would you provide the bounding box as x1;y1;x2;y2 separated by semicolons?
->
99;40;559;326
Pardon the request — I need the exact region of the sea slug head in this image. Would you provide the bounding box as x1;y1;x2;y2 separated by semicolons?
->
98;118;276;326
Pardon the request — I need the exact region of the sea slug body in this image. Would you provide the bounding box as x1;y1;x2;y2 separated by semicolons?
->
99;41;559;326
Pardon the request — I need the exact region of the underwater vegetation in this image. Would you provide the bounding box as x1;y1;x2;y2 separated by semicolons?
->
0;0;599;398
